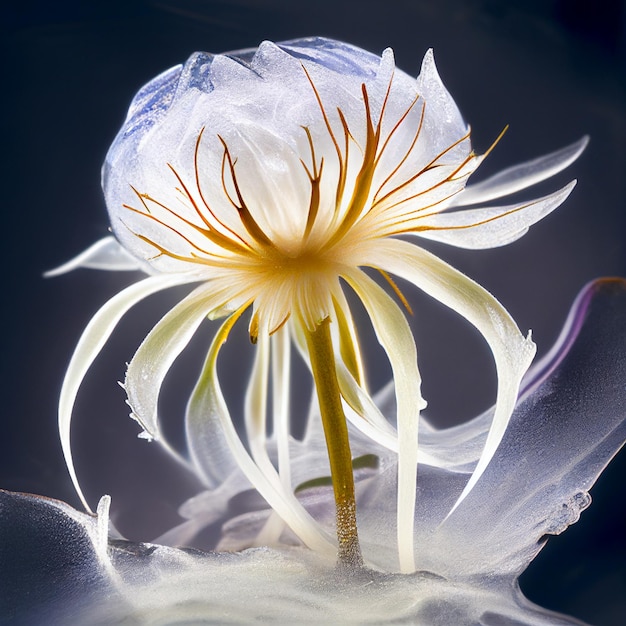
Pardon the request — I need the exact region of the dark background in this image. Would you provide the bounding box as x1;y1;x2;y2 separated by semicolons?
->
2;1;625;623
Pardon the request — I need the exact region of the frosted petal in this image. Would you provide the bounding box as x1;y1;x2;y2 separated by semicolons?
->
367;238;536;516
59;273;197;513
454;137;589;207
44;236;145;277
416;181;576;249
124;282;228;442
345;268;426;573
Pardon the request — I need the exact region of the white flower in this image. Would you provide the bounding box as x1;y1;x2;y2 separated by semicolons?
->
50;37;586;573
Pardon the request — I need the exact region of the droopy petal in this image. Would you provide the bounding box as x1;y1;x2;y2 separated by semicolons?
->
366;238;536;514
344;268;427;573
185;314;336;555
59;273;199;513
415;181;576;249
124;282;233;442
44;236;145;277
271;325;293;488
452;136;588;207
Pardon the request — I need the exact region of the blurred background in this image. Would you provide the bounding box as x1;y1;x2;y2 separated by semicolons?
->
2;0;625;623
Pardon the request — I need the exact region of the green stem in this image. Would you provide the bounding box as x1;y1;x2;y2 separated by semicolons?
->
305;317;363;568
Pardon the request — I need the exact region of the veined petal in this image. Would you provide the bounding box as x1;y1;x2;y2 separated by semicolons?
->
344;269;426;573
452;137;588;207
44;236;146;277
366;238;536;516
414;181;576;249
186;313;336;555
59;273;198;513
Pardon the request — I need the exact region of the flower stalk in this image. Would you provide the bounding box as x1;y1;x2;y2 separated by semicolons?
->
305;317;363;568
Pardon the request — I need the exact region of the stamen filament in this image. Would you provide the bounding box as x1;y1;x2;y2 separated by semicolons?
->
304;317;363;568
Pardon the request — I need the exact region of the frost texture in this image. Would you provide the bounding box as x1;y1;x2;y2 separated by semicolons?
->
2;279;625;625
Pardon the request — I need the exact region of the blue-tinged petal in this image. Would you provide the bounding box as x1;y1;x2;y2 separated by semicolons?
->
419;278;626;578
277;37;383;76
59;273;200;513
44;236;146;277
415;181;576;249
452;137;589;207
365;238;536;516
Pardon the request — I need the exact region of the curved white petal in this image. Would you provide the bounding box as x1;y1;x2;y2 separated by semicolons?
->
336;361;399;451
366;238;536;517
244;332;276;481
272;325;292;487
415;181;576;249
452;136;588;207
416;49;469;157
44;236;146;277
344;269;426;574
186;314;336;555
124;282;234;443
59;273;198;513
253;326;294;546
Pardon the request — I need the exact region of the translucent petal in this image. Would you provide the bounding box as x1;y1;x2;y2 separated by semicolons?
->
244;332;277;485
452;136;588;207
185;314;335;555
336;361;399;451
366;238;536;516
44;236;145;277
271;325;292;486
415;49;469;162
124;282;231;443
59;273;197;513
415;181;576;249
344;268;427;573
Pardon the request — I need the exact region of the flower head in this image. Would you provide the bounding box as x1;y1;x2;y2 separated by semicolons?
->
51;37;586;572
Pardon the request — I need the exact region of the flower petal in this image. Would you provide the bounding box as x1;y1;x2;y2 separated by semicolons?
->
343;268;426;573
185;313;336;555
272;325;292;486
366;238;536;516
424;278;626;578
124;282;233;446
415;49;469;159
59;273;198;513
44;236;145;277
452;136;588;207
415;181;576;249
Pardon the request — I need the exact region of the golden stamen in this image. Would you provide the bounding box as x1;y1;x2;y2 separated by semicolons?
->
371;128;472;211
193;128;255;251
218;136;273;247
301;65;349;219
377;269;413;315
300;126;324;243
